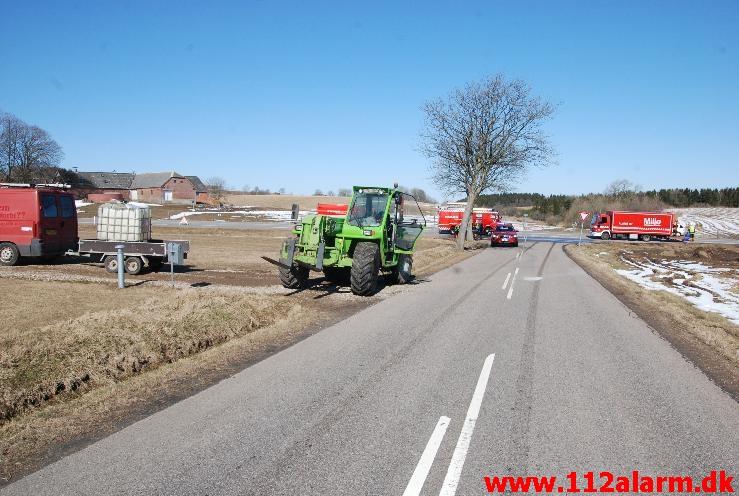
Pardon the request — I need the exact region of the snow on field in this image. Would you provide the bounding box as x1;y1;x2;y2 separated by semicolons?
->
672;207;739;238
169;209;311;220
75;200;93;208
615;256;739;324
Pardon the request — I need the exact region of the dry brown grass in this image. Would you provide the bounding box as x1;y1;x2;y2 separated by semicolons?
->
0;282;295;423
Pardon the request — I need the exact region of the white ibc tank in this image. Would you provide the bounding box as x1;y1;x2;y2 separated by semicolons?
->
96;202;152;242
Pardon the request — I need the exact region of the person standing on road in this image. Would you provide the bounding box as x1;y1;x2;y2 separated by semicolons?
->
688;222;696;242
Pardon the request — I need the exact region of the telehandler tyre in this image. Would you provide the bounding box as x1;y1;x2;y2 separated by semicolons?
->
351;242;380;296
280;263;309;289
394;254;413;285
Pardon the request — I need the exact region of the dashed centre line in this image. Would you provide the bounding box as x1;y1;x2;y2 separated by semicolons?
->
403;416;451;496
439;353;496;496
502;272;512;290
506;268;519;300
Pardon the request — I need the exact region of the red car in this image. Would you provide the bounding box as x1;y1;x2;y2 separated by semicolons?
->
490;223;518;247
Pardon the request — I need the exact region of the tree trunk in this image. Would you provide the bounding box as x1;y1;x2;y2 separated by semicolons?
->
456;189;477;251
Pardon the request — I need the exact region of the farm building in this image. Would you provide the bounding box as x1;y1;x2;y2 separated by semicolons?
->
74;171;210;204
74;171;134;202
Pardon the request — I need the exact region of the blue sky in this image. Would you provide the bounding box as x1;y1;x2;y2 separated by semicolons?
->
1;1;737;200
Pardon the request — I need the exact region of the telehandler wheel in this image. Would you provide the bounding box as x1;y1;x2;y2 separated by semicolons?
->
395;254;413;285
350;242;380;296
0;243;20;266
279;263;309;289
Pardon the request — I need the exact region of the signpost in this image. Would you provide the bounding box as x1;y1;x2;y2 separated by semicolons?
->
578;211;589;246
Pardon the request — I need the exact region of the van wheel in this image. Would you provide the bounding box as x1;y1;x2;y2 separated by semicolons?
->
484;226;493;236
104;255;119;273
124;257;144;275
601;232;611;240
0;243;20;266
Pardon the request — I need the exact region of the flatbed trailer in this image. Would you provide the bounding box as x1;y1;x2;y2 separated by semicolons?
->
76;239;190;275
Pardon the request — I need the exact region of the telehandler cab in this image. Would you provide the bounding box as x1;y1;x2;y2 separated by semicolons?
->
277;185;426;295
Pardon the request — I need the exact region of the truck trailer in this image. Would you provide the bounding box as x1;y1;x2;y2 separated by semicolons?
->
589;210;677;241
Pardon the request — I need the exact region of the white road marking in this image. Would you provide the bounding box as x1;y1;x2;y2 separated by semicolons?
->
501;272;511;290
403;416;451;496
523;276;542;281
506;267;519;300
439;353;496;496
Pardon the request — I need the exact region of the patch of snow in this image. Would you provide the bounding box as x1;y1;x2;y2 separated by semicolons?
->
615;255;739;324
75;200;93;208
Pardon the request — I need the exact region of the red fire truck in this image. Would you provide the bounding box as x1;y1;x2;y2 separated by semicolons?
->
438;206;500;235
0;185;79;265
589;211;677;241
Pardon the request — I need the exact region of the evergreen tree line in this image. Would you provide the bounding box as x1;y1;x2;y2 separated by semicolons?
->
477;187;739;213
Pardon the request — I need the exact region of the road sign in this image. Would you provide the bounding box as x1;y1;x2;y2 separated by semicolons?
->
579;211;589;221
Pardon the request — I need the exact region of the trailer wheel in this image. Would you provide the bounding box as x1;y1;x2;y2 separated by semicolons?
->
279;263;309;289
395;254;413;285
601;231;611;240
0;243;20;266
124;257;143;275
640;234;651;242
350;242;380;296
484;226;493;236
104;255;119;273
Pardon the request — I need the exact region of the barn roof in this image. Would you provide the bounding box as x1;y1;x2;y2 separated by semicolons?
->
186;176;208;192
130;171;184;189
75;172;134;189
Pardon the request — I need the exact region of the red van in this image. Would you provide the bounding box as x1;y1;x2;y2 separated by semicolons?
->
0;186;79;265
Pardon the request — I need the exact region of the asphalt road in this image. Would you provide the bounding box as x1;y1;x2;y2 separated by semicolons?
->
4;242;738;495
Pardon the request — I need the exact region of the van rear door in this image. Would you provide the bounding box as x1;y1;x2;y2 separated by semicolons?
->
58;194;78;251
39;192;62;254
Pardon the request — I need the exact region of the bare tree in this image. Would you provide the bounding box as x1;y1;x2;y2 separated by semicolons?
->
421;75;556;248
0;111;64;182
206;176;227;201
337;188;352;196
604;179;640;198
313;189;323;196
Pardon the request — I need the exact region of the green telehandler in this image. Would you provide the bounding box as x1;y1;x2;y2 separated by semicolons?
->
275;185;426;296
